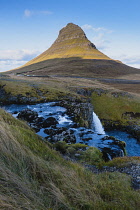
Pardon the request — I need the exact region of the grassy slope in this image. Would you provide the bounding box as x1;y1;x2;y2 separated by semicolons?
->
17;23;111;68
0;76;78;103
1;109;140;210
91;91;140;125
7;58;140;78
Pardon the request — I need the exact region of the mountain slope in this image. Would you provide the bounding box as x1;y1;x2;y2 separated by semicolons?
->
7;23;140;78
21;23;111;67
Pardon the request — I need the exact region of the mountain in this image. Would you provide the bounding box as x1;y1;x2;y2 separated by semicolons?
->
8;23;140;78
22;23;111;65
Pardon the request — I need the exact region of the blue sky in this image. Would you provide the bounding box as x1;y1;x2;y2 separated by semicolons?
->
0;0;140;72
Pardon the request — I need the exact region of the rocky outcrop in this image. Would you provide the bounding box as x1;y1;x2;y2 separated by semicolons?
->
102;119;140;141
55;100;93;128
126;125;140;141
122;112;140;119
17;109;59;131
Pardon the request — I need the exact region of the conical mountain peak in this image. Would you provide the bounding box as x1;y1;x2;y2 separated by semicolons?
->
9;23;139;77
58;23;88;40
55;22;96;49
23;23;110;67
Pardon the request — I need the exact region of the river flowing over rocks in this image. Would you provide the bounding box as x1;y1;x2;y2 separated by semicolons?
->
3;101;137;161
2;101;140;189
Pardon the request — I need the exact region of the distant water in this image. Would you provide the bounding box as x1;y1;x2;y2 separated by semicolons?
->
107;130;140;156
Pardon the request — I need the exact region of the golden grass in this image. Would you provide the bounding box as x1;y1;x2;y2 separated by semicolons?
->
12;20;112;71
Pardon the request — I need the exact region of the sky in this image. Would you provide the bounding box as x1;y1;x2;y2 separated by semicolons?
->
0;0;140;72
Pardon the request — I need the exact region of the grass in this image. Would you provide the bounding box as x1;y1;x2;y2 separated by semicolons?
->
102;156;140;168
91;90;140;125
0;76;78;103
54;141;104;166
0;108;140;209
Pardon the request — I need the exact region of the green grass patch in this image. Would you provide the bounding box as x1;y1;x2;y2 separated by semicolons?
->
91;90;140;125
0;77;74;103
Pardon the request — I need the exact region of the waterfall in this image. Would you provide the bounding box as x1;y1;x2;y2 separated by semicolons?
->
92;112;105;135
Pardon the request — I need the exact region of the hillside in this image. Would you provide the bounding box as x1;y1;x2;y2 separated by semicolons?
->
7;23;140;78
1;108;140;209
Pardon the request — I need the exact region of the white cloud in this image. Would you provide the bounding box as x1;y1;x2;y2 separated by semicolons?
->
0;60;27;72
111;54;140;68
81;24;113;51
91;33;110;50
0;49;40;72
82;24;113;33
24;9;53;18
0;49;39;61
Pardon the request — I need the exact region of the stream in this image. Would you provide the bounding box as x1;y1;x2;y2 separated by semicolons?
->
2;102;140;158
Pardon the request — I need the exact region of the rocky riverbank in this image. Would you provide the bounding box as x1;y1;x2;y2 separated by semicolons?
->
4;101;126;161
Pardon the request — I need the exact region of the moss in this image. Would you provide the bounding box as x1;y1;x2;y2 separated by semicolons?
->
80;147;104;166
54;141;68;154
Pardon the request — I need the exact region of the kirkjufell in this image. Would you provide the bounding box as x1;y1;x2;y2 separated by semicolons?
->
8;23;140;78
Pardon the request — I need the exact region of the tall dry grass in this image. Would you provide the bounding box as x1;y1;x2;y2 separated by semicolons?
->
0;109;140;209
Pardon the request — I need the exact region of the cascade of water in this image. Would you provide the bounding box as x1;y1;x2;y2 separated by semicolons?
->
92;112;105;135
106;153;112;160
119;149;124;157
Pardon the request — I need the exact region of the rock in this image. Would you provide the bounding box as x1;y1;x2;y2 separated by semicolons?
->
17;109;38;122
48;129;76;143
82;137;92;141
42;117;58;128
55;100;93;128
44;127;67;135
126;125;140;141
122;112;140;119
13;111;18;114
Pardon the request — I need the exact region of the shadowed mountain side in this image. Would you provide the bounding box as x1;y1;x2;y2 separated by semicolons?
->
8;57;140;78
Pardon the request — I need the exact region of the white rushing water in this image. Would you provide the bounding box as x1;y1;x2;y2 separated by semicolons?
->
92;112;105;135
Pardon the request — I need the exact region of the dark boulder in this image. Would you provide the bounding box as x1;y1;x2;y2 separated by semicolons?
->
17;108;38;122
33;117;44;126
44;127;67;135
42;117;58;128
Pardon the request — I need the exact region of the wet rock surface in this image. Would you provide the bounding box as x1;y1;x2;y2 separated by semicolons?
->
55;100;93;128
17;108;38;122
42;117;58;128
